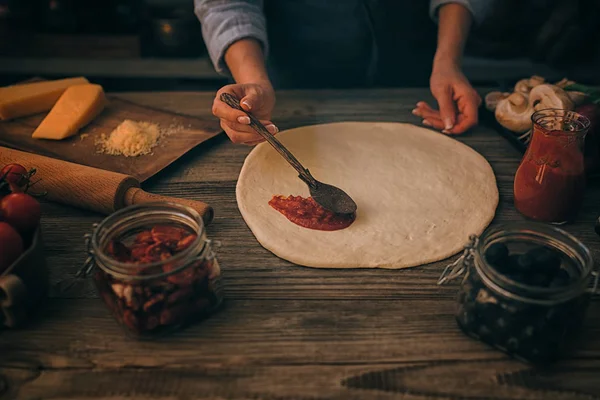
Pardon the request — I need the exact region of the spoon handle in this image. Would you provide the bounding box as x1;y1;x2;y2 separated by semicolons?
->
220;93;316;186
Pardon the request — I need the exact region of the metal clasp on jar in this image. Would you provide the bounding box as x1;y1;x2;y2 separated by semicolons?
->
437;234;479;285
437;233;600;296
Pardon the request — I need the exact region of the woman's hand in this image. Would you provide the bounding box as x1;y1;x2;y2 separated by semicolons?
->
212;82;277;145
413;62;481;135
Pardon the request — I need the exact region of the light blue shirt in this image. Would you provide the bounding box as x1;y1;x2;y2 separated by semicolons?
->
194;0;494;82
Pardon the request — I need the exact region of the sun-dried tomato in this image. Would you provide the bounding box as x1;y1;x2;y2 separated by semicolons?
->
176;234;197;252
151;225;185;243
135;230;154;244
105;240;131;263
145;242;173;262
162;239;179;252
122;310;141;333
143;293;165;313
167;286;195;305
163;262;195;285
130;243;148;261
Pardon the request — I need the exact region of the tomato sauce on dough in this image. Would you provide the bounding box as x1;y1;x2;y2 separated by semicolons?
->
268;195;355;231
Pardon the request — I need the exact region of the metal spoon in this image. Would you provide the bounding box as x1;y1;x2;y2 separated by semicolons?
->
220;93;357;215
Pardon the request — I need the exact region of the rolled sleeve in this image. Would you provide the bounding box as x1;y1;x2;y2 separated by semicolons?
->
194;0;268;76
429;0;494;25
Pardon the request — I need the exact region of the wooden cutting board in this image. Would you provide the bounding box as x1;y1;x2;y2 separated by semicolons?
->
0;94;222;182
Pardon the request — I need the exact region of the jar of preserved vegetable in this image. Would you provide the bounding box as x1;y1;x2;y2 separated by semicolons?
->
438;222;598;364
514;108;591;224
80;202;223;338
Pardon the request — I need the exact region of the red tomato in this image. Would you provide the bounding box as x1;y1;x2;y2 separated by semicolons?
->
0;193;41;235
1;163;28;190
0;221;24;274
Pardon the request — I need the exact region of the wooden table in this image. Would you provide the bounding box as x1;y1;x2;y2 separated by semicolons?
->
1;88;600;400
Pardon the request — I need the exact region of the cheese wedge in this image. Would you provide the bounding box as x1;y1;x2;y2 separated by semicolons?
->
0;77;89;120
32;84;107;140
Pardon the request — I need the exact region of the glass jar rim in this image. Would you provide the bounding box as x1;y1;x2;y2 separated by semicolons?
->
473;221;594;304
91;202;207;279
531;108;591;136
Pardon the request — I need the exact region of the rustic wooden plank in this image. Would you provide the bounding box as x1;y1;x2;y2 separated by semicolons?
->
4;361;600;400
41;175;600;300
1;299;599;399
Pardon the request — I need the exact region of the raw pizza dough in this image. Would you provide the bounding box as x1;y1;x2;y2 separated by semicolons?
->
236;122;498;269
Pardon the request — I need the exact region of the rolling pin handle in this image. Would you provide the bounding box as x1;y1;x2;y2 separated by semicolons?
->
123;187;214;226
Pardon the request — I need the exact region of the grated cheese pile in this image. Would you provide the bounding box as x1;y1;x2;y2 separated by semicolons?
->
96;120;161;157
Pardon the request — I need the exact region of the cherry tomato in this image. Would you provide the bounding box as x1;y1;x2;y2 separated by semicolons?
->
0;221;24;274
1;163;28;190
0;193;41;235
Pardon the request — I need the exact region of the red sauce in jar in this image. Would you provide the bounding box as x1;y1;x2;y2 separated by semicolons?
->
514;122;586;223
268;195;356;231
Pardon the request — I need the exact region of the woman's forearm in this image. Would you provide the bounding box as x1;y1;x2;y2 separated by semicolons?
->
224;38;272;86
433;3;473;68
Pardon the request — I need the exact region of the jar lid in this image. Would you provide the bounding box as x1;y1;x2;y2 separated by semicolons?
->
80;202;210;280
439;222;599;304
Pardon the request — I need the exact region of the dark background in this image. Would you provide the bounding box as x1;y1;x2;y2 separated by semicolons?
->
0;0;598;92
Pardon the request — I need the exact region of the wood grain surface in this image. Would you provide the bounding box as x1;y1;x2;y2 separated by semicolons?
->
1;88;600;400
0;96;222;182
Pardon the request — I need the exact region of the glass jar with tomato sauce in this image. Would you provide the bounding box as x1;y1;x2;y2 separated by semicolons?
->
80;202;223;339
514;109;591;224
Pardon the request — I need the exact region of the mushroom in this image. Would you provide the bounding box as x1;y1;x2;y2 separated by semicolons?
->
484;91;511;112
494;84;575;133
555;78;576;89
528;84;574;112
554;78;588;106
514;75;545;96
495;92;533;133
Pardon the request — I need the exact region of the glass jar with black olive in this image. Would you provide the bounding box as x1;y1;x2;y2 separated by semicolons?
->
438;222;598;364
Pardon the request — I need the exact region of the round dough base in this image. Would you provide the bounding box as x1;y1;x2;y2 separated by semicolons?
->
236;122;498;269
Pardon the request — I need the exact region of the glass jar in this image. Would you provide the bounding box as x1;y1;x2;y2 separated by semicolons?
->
438;222;598;364
514;108;591;224
80;202;223;339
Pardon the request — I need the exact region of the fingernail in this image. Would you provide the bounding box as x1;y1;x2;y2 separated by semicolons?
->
442;129;451;134
444;118;454;130
237;116;250;124
266;124;279;134
422;119;432;126
241;100;252;110
411;108;420;115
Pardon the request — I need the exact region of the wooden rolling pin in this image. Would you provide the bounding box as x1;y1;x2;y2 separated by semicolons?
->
0;147;214;225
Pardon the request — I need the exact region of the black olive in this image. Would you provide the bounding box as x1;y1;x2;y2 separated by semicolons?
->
526;246;562;273
516;253;535;271
500;254;522;275
505;270;528;285
528;272;554;287
486;242;509;266
549;269;572;288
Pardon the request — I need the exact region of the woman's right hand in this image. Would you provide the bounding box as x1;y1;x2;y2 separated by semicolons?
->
212;82;277;145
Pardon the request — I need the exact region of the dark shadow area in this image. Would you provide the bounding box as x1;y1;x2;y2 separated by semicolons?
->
0;0;598;91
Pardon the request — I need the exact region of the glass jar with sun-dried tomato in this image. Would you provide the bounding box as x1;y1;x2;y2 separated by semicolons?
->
81;202;223;339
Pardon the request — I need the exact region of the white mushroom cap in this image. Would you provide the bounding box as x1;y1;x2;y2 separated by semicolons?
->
495;92;533;133
514;75;545;96
554;78;589;106
529;84;574;111
554;77;576;89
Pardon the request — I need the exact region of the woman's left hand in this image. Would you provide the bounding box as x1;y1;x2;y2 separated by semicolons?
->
413;62;482;135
